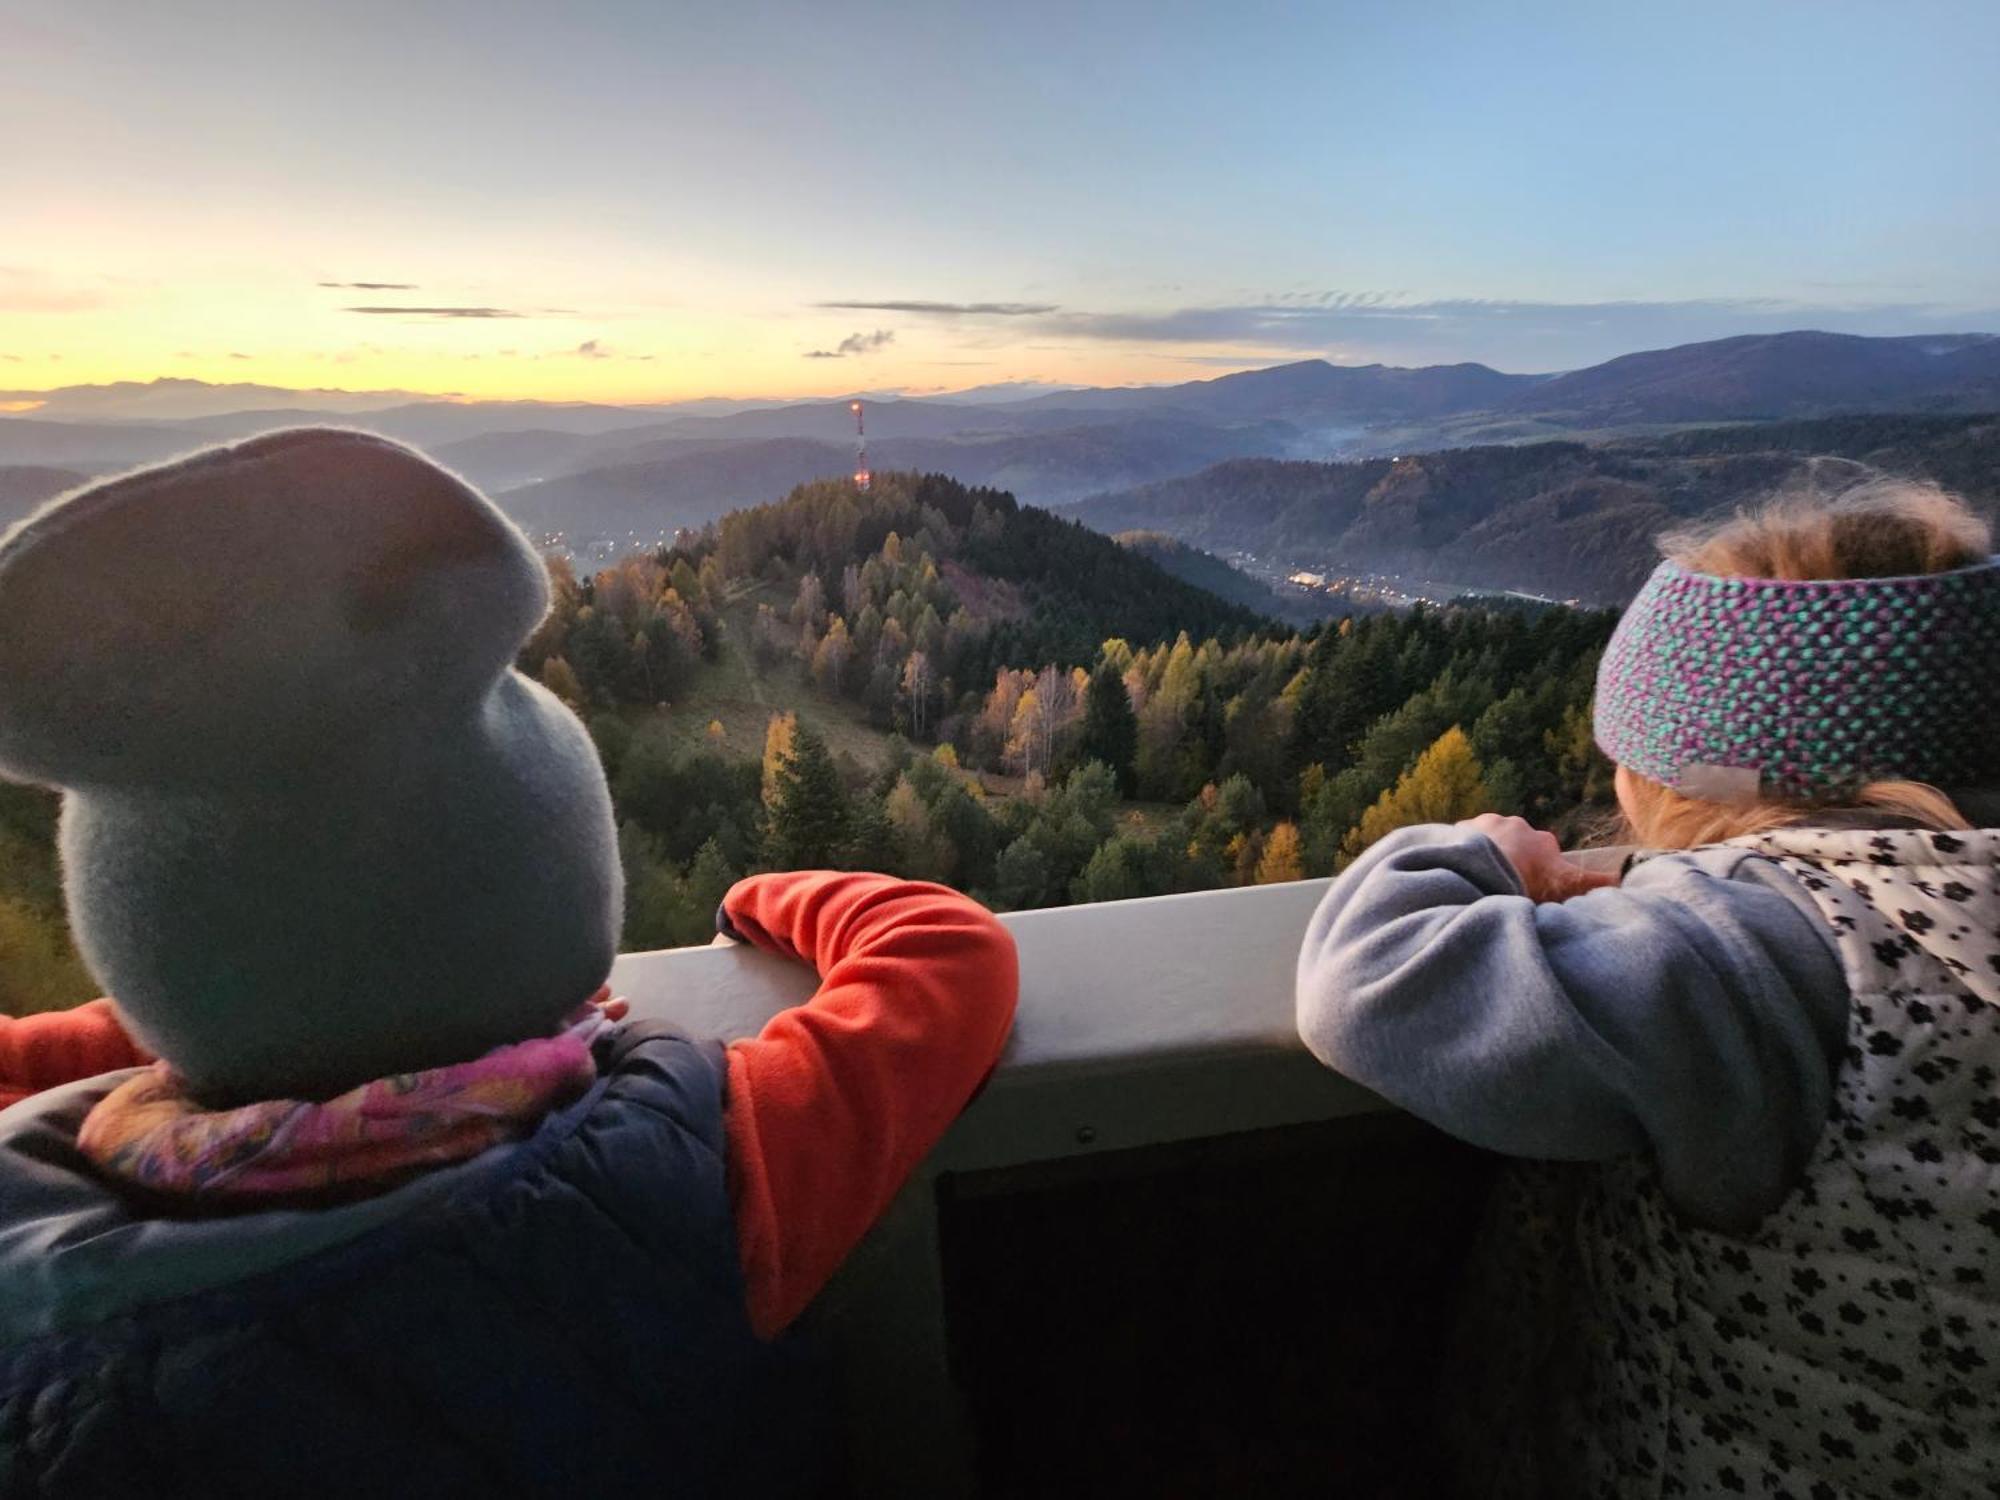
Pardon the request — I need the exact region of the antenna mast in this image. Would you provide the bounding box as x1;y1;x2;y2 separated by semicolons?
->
850;399;871;492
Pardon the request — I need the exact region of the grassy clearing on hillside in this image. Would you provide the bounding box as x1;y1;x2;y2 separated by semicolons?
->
640;591;898;772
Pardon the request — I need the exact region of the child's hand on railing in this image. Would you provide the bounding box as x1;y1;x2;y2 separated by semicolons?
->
1455;813;1620;904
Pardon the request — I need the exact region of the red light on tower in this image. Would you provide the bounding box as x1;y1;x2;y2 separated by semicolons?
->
851;400;871;491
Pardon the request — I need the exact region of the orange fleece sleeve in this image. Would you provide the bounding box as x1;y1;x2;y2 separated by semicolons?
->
719;871;1018;1339
0;999;153;1110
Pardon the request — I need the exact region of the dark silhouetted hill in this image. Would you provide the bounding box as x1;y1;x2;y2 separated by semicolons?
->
1508;331;2000;424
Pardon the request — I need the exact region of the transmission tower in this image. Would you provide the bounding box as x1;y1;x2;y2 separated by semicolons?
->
850;399;871;492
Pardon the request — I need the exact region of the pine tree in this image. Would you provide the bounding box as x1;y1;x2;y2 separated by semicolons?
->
844;793;894;870
1339;726;1491;867
885;775;956;882
685;838;738;925
764;724;851;868
993;837;1050;910
1078;662;1139;794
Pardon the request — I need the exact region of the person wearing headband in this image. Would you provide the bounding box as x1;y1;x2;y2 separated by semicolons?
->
1295;480;2000;1497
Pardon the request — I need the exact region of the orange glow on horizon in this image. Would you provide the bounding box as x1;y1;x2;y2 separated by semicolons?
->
0;257;1273;407
0;341;1247;408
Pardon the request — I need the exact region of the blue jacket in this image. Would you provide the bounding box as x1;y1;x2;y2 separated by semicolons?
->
0;1022;832;1498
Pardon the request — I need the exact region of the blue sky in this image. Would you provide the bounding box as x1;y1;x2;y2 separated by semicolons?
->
3;0;1997;400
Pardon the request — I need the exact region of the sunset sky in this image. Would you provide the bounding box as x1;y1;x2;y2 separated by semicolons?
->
5;0;1998;406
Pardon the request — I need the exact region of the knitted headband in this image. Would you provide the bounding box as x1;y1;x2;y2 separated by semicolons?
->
1594;556;2000;802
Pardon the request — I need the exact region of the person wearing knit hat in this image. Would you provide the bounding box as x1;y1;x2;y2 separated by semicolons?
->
0;429;1018;1497
1296;480;2000;1497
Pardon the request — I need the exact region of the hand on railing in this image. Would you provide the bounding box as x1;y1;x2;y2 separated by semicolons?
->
1455;814;1619;904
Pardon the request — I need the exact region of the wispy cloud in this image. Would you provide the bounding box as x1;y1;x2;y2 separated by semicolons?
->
805;328;896;359
817;300;1056;317
344;305;524;319
550;339;652;362
318;280;419;290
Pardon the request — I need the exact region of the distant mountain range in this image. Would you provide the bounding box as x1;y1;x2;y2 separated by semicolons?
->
6;330;2000;570
492;416;1301;538
1072;411;2000;604
1510;332;2000;425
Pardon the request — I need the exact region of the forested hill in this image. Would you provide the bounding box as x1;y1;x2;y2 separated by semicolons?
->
692;470;1268;677
1071;411;2000;604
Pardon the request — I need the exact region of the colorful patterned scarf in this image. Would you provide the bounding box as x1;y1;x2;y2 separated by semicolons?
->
77;991;613;1202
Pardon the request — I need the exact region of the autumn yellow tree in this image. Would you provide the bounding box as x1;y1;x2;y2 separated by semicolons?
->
1225;832;1258;885
761;712;797;810
540;655;585;709
1005;687;1043;777
1339;726;1491;867
1255;821;1305;884
810;616;852;695
519;555;584;675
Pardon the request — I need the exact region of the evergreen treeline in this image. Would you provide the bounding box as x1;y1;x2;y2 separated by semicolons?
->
570;591;1613;952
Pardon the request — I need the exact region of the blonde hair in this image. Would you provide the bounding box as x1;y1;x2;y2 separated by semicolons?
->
1617;478;1988;850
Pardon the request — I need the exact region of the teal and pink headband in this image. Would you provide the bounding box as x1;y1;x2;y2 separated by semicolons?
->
1594;557;2000;802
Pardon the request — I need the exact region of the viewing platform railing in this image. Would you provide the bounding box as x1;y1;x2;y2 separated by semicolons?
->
612;867;1582;1495
615;878;1412;1495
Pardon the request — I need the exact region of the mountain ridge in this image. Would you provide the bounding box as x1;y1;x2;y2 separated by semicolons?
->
8;331;2000;545
1070;410;2000;604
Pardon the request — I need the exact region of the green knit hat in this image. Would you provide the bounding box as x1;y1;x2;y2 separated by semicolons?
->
0;429;622;1104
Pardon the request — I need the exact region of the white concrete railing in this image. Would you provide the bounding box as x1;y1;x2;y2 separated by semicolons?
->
609;877;1389;1497
612;875;1390;1168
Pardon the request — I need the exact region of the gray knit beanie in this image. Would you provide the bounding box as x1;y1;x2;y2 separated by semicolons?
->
0;428;621;1104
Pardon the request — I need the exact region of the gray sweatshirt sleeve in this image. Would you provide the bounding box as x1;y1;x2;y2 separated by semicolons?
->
1294;824;1850;1233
